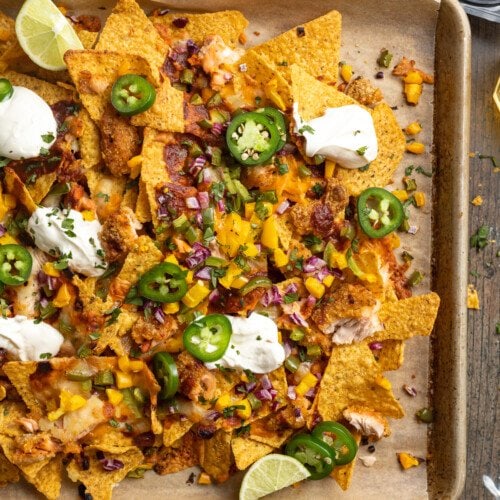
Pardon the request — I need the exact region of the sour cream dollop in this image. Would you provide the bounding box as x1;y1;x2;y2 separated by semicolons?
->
27;207;106;277
205;313;285;374
0;86;57;160
294;103;378;169
0;315;64;361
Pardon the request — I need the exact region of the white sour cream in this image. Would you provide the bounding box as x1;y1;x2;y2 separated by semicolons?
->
27;207;106;277
293;103;378;169
0;315;63;361
205;313;285;374
0;86;57;160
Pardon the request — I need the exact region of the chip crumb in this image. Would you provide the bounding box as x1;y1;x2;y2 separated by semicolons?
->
198;472;212;485
359;455;377;467
471;195;483;206
467;284;480;310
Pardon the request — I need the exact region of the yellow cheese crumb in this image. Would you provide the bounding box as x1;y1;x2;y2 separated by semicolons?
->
467;284;480;310
392;190;409;202
198;472;212;485
471;196;483;206
405;122;422;135
397;452;421;470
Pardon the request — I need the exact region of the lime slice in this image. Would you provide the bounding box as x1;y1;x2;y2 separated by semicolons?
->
239;454;311;500
15;0;83;71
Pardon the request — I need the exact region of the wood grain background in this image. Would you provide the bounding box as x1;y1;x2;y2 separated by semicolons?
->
462;14;499;500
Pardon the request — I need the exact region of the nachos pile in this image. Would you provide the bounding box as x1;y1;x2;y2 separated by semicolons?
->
0;1;439;498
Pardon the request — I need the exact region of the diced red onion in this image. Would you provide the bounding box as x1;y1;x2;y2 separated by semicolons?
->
186;39;200;55
186;197;200;209
280;143;297;154
203;168;215;183
255;389;272;401
208;288;221;304
0;225;6;237
194;266;211;280
260;375;273;391
290;312;309;328
185;243;210;269
294;407;303;419
204;410;221;421
217;199;225;212
47;276;60;291
37;271;48;285
332;268;343;278
197;191;210;209
270;400;280;411
306;295;317;308
303;256;327;273
157;205;169;219
100;458;124;471
155;8;170;16
314;372;322;381
369;341;383;351
156;193;168;205
285;283;298;294
211;122;224;136
245;381;257;393
194;212;203;228
269;388;278;399
287;386;297;400
39;297;49;308
305;387;316;398
260;285;283;307
276;200;290;215
283;340;292;358
408;225;419;235
154;307;166;324
315;267;331;282
189;156;206;176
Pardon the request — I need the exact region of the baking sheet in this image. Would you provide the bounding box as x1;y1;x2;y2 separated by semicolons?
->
0;0;469;498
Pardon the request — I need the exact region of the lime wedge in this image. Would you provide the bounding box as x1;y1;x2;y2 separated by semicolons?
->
15;0;83;71
239;454;311;500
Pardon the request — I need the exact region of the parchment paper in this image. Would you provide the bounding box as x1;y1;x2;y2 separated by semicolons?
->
0;0;440;498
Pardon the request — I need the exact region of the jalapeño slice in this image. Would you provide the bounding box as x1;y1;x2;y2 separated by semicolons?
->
285;434;336;480
357;187;404;238
138;262;187;303
111;74;156;116
0;78;13;102
256;107;287;151
0;244;32;286
153;352;179;400
226;111;280;166
311;421;358;466
183;314;232;363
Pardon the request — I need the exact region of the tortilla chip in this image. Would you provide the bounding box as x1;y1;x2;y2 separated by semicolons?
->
247;415;294;449
135;179;152;222
95;0;167;84
369;292;440;342
318;343;404;421
94;309;139;355
252;10;341;84
375;340;405;371
335;103;406;195
275;213;294;249
86;428;136;453
231;436;274;470
199;429;232;483
80;109;102;169
67;448;143;500
86;169;127;219
163;417;193;447
0;401;28;438
331;431;361;490
3;168;37;213
64;50;154;122
151;10;248;48
0;449;20;487
27;172;57;204
121;182;138;211
74;27;99;49
0;70;74;104
154;431;199;475
130;79;184;132
2;362;40;417
0;435;50;478
233;51;292;110
0;12;15;58
24;455;62;500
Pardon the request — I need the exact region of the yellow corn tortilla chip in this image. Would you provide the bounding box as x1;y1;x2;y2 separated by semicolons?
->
0;449;20;487
233;51;292;110
2;362;40;418
74;27;99;50
86;428;136;454
0;435;50;478
95;0;167;84
94;309;139;354
331;431;361;490
163;417;193;447
151;10;248;48
130;79;184;132
27;172;57;204
199;429;232;483
375;340;405;371
0;401;28;438
247;415;294;449
231;436;274;470
64;50;154;122
80;108;102;169
0;70;74;104
23;455;62;500
3;168;37;213
135;179;152;223
0;12;15;58
154;431;199;475
335;103;406;195
67;448;143;500
318;343;404;421
252;10;341;84
369;292;441;342
121;182;138;211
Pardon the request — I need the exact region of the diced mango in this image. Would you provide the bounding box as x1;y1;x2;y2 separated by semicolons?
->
115;370;133;389
42;262;61;277
129;360;144;372
118;356;130;372
245;202;255;219
386;233;401;250
186;270;194;285
328;249;348;270
305;277;325;299
295;372;319;397
162;302;180;314
324;161;335;179
404;83;423;105
243;243;259;258
182;281;210;308
218;263;241;289
231;275;249;289
322;274;334;287
392;190;409;202
236;399;252;420
397;452;421;470
52;283;72;308
164;254;179;265
274;248;289;267
47;390;87;421
198;472;212;485
215;393;234;411
106;388;124;406
405;121;422;135
404;71;423;84
414;191;426;207
0;234;18;246
471;195;483;206
261;215;279;249
406;142;425;154
340;63;353;82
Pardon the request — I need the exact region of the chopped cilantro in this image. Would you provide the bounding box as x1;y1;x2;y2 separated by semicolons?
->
235;424;251;436
312;183;325;198
356;146;368;156
41;133;55;143
39;352;52;359
97;192;110;202
298;124;315;135
210;182;225;201
283;292;299;304
415;166;434;177
105;307;122;326
470;225;491;250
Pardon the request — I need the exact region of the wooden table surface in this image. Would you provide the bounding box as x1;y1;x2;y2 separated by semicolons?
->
462;14;499;500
